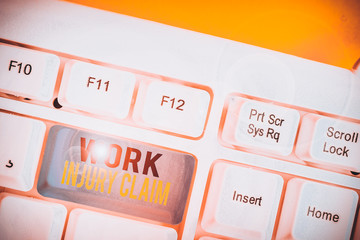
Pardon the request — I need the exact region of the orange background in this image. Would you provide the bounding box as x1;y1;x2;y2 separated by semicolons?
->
66;0;360;69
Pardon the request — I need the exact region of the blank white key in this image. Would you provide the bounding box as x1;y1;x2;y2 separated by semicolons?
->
0;43;59;101
0;112;45;191
59;60;136;119
65;209;178;240
296;114;360;172
276;178;358;240
134;80;211;138
0;193;67;240
201;162;283;240
233;98;300;155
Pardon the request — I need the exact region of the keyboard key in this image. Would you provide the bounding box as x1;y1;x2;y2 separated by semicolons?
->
222;96;300;155
58;60;136;119
0;43;59;101
296;114;360;172
134;80;211;138
0;112;46;191
38;125;195;224
201;162;283;239
65;208;177;240
276;178;358;240
199;237;222;240
0;193;67;240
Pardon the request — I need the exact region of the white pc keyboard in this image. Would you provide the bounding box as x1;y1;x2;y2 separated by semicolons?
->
0;0;360;239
